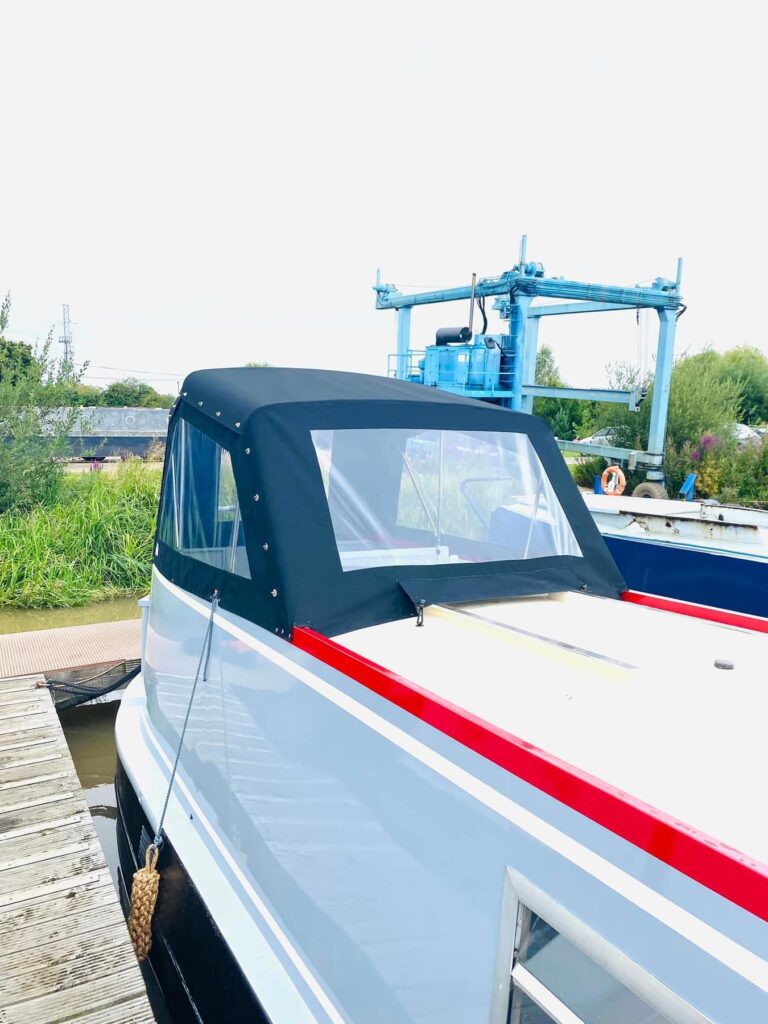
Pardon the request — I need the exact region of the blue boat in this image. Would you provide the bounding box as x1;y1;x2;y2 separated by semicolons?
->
584;493;768;627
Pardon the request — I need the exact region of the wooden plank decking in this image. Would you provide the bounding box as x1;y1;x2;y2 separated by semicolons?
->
0;673;155;1024
0;620;140;680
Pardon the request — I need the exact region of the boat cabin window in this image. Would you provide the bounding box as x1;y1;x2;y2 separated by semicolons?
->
159;419;250;578
493;871;706;1024
508;908;672;1023
311;427;582;572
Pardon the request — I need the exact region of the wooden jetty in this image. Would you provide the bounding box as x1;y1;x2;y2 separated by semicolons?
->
0;619;140;680
0;673;155;1024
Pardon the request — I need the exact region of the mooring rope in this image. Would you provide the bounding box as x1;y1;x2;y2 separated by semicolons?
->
128;588;218;961
151;589;218;848
44;663;118;688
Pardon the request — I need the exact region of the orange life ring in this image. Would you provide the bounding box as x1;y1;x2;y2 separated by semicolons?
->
601;465;626;496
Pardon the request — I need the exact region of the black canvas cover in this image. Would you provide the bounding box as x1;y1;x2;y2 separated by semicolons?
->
155;368;625;637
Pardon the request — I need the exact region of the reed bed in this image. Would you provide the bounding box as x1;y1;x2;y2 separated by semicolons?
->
0;462;161;608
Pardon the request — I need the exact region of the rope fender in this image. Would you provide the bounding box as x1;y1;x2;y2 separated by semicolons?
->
128;845;161;961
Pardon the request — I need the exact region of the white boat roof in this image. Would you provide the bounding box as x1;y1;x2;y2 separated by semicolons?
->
336;591;768;867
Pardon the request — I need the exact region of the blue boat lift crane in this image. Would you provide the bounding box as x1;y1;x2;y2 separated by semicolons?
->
375;237;684;490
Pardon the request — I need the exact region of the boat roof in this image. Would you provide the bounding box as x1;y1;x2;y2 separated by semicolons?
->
325;590;768;913
179;366;492;429
160;368;625;636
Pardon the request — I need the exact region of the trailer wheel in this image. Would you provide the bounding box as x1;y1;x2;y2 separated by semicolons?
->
632;481;668;499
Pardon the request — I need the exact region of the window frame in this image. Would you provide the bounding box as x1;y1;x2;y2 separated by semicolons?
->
509;962;584;1024
158;418;252;580
490;869;711;1024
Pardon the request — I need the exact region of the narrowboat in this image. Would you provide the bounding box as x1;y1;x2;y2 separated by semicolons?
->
54;406;170;459
115;367;768;1023
584;492;768;630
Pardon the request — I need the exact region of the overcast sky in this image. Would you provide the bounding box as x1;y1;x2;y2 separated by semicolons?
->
1;1;764;396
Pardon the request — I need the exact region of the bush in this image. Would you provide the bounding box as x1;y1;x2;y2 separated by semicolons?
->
570;456;607;489
0;463;161;608
0;352;80;511
0;297;86;512
690;436;768;504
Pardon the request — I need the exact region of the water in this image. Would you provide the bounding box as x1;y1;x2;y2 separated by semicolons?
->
0;596;142;635
59;701;121;887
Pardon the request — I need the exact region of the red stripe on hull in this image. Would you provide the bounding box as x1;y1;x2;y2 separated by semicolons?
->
622;589;768;634
293;625;768;924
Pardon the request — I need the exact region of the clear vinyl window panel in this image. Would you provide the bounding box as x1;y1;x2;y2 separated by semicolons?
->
509;909;672;1024
311;428;581;572
159;419;250;578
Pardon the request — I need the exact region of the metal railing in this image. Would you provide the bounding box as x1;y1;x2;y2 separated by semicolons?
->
387;351;516;394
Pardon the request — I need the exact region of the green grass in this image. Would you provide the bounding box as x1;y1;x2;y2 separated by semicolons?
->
0;463;161;609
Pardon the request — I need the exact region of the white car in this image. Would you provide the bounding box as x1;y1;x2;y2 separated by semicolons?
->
578;423;760;450
576;427;617;447
732;423;760;446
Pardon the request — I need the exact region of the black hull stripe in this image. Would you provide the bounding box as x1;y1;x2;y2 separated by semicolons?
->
115;758;271;1024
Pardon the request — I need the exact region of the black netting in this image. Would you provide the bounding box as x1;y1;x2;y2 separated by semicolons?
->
45;662;141;711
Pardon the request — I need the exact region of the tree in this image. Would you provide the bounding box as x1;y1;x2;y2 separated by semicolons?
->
0;339;34;383
534;345;561;387
143;389;175;409
531;345;587;440
101;378;155;406
0;294;34;384
716;346;768;425
60;383;106;407
0;294;84;511
100;377;174;408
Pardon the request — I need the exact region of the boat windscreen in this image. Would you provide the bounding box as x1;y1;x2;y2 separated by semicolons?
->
311;428;582;571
